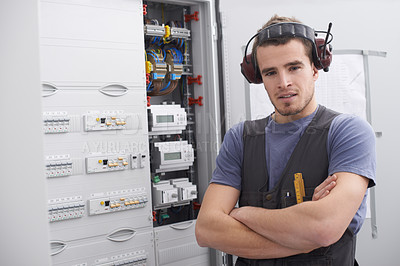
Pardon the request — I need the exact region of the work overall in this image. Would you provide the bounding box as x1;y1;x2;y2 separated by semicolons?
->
236;106;357;266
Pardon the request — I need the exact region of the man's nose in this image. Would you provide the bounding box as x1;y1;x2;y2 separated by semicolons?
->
277;72;292;89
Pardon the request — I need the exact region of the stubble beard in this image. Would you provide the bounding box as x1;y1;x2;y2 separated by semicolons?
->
273;90;315;117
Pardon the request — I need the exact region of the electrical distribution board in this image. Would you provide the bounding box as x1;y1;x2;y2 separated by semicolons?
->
40;0;220;265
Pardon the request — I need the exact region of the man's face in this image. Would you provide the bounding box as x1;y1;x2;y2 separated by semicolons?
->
256;39;319;123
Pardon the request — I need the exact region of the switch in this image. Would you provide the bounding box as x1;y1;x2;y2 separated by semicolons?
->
131;154;138;169
139;154;146;168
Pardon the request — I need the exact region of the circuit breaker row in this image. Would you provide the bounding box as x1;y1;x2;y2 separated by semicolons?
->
44;105;188;135
43;110;136;133
88;188;148;215
45;153;146;177
48;188;149;222
48;196;85;222
46;142;195;178
97;253;147;266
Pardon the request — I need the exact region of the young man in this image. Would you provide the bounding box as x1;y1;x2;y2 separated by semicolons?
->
195;15;376;265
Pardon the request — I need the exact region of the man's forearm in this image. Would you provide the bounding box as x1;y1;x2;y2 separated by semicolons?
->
229;173;368;250
229;203;324;251
196;210;311;259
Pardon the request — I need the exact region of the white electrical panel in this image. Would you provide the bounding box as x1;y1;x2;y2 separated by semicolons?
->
83;111;130;131
86;154;129;174
39;0;219;265
43;111;70;133
152;141;194;173
148;104;187;135
152;181;179;209
48;196;85;222
88;188;148;216
45;154;73;178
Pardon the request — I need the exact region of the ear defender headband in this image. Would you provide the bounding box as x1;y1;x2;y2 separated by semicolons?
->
240;22;333;84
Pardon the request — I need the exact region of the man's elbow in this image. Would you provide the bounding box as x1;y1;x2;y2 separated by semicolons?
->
312;221;345;247
195;221;209;247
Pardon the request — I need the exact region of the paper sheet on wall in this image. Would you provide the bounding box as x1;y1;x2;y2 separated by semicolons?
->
250;54;366;119
249;53;372;218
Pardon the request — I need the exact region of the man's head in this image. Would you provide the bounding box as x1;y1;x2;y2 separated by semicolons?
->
251;15;314;72
252;15;320;123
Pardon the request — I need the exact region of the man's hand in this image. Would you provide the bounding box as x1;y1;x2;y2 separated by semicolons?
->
312;174;337;201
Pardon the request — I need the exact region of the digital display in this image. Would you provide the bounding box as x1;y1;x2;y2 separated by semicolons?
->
164;152;181;161
156;115;174;123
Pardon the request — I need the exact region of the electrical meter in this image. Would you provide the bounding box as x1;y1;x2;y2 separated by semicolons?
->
152;141;194;173
148;104;187;135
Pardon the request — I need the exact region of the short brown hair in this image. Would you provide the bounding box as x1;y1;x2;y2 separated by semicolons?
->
252;15;314;67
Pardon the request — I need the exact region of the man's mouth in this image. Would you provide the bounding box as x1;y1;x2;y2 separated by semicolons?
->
279;94;297;99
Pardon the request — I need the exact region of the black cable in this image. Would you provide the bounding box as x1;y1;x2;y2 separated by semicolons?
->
215;0;227;139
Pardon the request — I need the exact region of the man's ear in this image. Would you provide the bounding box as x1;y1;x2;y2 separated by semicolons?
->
312;65;319;81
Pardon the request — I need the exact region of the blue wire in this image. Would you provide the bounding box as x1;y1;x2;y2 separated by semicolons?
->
147;80;153;91
159;81;171;91
173;48;183;63
147;51;160;62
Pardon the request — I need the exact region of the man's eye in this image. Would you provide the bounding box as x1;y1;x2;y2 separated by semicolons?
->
265;71;276;76
290;66;300;71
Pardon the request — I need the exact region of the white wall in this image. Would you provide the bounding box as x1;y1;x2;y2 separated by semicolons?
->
0;0;51;265
220;0;400;264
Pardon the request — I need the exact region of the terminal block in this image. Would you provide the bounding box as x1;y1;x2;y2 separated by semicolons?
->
48;196;85;222
86;154;129;174
88;188;148;216
152;181;179;209
170;27;191;39
83;110;129;131
151;62;168;81
144;24;165;37
43;111;70;134
45;154;73;178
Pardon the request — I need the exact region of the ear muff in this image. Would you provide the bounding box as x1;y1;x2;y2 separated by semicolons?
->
314;38;333;72
241;54;262;84
240;22;333;84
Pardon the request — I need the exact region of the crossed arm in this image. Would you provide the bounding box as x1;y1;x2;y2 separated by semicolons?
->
195;172;369;259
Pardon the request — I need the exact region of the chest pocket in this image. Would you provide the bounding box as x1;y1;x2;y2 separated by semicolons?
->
281;187;314;208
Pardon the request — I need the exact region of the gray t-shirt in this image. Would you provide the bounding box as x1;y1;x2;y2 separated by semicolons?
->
211;106;376;234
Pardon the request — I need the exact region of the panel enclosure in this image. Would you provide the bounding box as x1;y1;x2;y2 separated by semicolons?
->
40;0;220;265
154;220;210;266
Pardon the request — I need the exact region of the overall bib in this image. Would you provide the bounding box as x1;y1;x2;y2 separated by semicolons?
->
236;106;357;266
